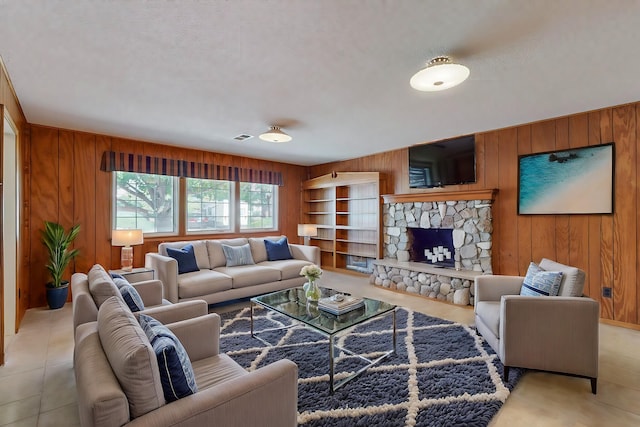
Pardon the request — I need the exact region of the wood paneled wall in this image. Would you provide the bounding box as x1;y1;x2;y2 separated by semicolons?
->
310;102;640;326
1;57;28;363
26;125;307;309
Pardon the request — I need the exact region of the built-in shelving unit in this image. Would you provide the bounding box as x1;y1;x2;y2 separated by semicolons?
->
302;172;383;274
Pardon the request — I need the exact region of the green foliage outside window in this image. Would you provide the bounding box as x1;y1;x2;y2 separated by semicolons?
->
114;172;176;233
114;172;277;233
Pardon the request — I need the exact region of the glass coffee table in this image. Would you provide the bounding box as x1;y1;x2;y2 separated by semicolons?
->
250;286;396;393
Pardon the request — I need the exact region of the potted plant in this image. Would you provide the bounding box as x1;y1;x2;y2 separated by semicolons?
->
42;221;80;309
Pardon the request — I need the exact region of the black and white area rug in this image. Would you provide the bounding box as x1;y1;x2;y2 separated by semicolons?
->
219;306;523;427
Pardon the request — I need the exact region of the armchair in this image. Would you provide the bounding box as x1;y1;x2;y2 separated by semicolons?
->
74;296;298;427
474;258;599;393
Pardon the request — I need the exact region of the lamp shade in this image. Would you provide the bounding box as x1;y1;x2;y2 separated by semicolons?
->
112;229;144;247
297;224;318;237
259;126;292;143
410;56;470;92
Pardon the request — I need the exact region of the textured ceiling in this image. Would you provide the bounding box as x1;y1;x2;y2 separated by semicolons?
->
1;1;639;166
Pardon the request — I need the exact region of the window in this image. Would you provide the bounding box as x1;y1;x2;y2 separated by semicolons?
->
186;178;232;233
240;183;277;230
114;172;178;234
113;172;278;234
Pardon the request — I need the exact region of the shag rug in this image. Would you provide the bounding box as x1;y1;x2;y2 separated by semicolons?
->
218;306;523;427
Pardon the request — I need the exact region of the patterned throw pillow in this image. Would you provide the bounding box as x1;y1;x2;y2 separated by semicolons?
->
112;277;130;289
166;244;200;274
520;262;563;297
222;243;255;267
119;283;145;312
265;237;293;261
138;314;198;402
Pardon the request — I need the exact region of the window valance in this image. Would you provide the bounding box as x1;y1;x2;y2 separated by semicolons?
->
100;151;283;186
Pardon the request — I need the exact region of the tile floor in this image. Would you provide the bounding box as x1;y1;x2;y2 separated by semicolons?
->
1;270;639;426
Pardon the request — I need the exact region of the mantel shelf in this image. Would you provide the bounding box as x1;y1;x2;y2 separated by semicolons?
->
382;189;498;204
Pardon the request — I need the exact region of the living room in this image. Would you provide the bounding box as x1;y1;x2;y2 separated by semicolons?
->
1;2;640;426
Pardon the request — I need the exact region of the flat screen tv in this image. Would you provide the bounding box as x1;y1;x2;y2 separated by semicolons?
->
409;134;476;188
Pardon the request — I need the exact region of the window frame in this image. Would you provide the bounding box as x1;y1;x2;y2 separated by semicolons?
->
112;172;180;237
112;173;279;236
184;178;235;235
238;182;279;232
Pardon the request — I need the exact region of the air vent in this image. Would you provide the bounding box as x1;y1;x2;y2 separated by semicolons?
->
233;134;253;141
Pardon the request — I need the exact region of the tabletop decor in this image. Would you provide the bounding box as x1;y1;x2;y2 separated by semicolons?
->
300;264;323;301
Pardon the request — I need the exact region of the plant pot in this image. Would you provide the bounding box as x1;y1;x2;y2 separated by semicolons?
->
46;281;69;310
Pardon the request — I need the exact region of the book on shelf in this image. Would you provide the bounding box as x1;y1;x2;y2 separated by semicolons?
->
318;295;364;315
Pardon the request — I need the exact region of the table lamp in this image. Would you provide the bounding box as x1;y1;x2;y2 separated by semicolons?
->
112;229;144;271
297;224;318;246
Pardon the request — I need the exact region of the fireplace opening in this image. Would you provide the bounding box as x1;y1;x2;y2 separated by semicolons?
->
408;227;455;268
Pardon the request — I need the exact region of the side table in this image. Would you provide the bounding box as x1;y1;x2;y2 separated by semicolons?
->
109;267;155;284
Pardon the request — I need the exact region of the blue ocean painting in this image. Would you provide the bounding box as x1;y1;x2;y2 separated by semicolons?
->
519;144;613;214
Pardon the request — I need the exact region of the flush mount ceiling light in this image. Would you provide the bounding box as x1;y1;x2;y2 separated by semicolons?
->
259;126;292;143
410;56;470;92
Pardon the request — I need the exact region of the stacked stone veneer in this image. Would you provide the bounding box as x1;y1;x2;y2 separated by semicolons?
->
372;266;476;305
372;198;494;305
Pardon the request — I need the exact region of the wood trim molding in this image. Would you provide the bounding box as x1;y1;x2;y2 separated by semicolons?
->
382;189;498;204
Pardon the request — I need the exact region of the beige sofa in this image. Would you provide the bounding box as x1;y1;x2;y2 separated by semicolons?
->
474;258;599;393
71;264;208;332
74;296;298;427
145;236;320;304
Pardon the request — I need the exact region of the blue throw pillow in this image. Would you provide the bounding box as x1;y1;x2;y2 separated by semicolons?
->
265;237;293;261
110;272;126;280
222;243;255;267
166;244;200;274
112;277;130;289
119;283;145;312
520;262;563;297
138;314;198;402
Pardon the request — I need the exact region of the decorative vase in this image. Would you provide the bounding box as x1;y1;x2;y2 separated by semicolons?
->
303;280;321;302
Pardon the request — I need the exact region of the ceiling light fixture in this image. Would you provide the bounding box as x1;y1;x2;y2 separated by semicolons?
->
259;126;292;143
410;56;470;92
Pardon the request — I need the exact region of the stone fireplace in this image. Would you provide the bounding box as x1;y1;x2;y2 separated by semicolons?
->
372;189;497;305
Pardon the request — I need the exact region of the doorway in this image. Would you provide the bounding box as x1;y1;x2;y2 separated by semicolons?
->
2;113;18;360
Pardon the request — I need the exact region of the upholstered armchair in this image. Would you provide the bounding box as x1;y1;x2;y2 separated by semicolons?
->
474;258;599;393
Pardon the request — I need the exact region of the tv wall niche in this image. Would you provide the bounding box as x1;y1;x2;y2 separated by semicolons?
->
518;142;614;215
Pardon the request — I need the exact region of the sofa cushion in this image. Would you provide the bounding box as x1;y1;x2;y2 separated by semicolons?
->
139;314;198;402
167;244;200;275
88;264;121;307
178;270;233;299
97;296;165;418
222;243;255;267
539;258;586;297
215;265;281;288
190;240;211;270
520;262;563;297
120;283;146;312
248;236;285;263
206;238;248;268
265;237;294;261
259;259;313;280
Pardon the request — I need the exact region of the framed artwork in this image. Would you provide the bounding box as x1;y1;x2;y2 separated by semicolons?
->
518;142;614;214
